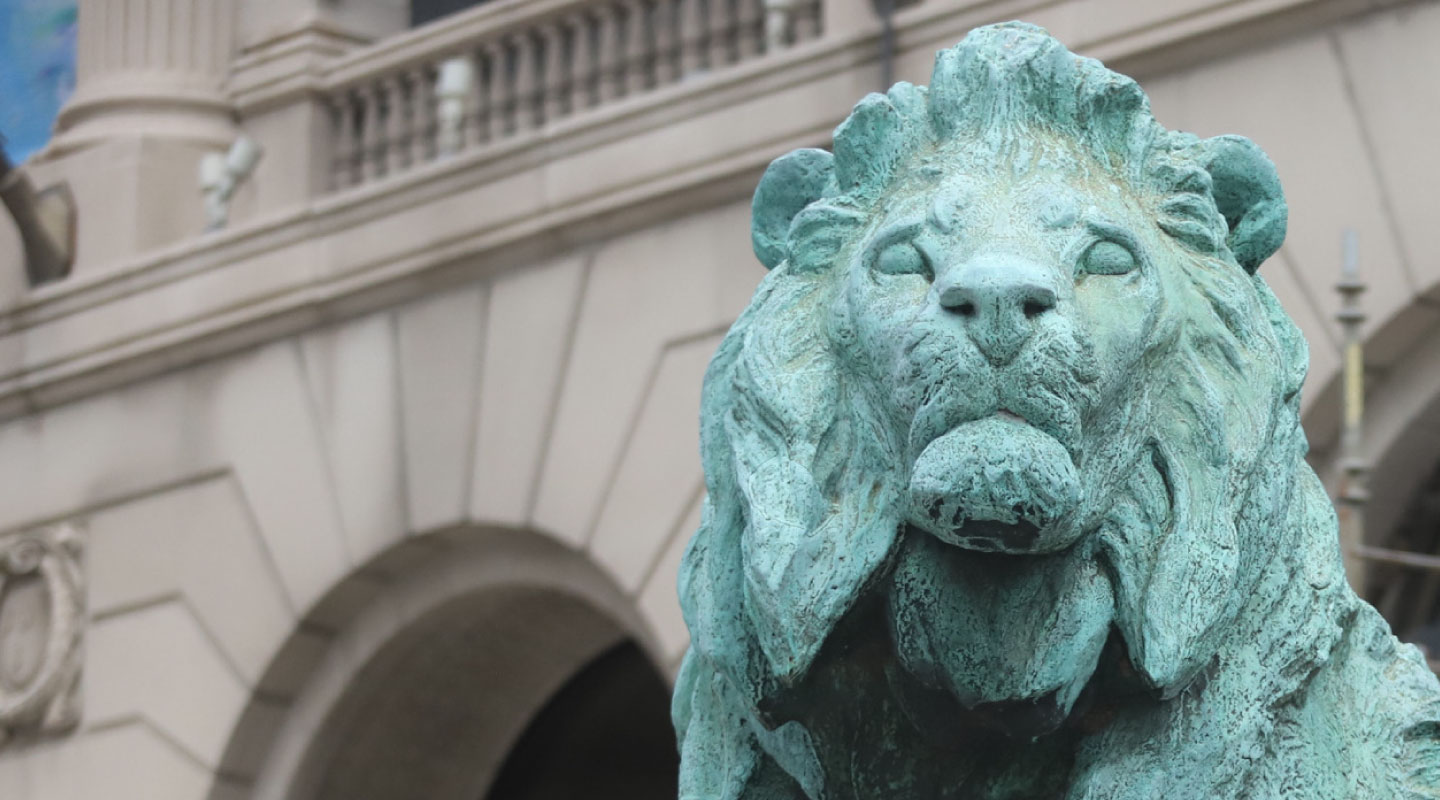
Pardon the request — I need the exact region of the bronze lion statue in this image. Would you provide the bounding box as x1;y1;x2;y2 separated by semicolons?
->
673;22;1440;800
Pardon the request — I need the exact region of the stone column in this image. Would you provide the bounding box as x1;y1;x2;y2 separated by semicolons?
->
52;0;238;154
20;0;241;276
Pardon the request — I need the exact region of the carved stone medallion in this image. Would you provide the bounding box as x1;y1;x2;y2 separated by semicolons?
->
0;523;84;746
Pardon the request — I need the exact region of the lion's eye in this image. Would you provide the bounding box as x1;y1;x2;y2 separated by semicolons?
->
874;241;931;278
1079;240;1137;276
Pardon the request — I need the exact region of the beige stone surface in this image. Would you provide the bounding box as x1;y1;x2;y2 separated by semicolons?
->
0;723;217;800
0;234;326;381
239;100;333;218
298;312;407;565
214;342;351;613
823;0;881;37
396;286;489;534
470;254;590;527
1333;4;1440;295
87;477;295;685
531;201;756;545
0;372;219;535
25;139;216;276
86;601;249;768
590;333;720;592
323;172;544;282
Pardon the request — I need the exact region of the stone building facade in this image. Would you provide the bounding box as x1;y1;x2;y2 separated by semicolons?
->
1;0;1439;797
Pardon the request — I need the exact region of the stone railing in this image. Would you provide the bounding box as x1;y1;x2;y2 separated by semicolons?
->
322;0;824;192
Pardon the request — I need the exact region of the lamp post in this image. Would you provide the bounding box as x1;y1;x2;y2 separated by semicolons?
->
1336;229;1370;586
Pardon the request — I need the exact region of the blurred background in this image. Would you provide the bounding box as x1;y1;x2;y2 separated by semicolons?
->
0;0;1438;797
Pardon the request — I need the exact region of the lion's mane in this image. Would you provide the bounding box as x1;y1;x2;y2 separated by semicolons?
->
675;22;1440;800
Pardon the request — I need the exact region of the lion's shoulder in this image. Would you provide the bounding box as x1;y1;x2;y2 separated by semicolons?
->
1282;604;1440;799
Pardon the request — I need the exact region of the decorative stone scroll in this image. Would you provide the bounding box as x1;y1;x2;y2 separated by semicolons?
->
673;22;1440;800
0;523;84;747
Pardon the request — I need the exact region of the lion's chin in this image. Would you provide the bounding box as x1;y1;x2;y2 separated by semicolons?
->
888;533;1116;739
905;415;1082;554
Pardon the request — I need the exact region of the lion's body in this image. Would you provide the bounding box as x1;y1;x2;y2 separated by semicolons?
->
674;23;1440;799
678;463;1440;799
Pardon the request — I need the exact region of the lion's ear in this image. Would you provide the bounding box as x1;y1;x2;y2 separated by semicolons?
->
1199;135;1287;274
752;149;834;270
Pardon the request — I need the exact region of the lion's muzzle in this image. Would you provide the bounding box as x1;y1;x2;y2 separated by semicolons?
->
905;414;1082;553
935;250;1059;367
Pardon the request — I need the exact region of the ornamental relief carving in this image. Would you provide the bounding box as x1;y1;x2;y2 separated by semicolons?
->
0;523;84;747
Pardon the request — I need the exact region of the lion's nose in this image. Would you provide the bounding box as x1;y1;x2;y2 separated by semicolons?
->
937;256;1057;365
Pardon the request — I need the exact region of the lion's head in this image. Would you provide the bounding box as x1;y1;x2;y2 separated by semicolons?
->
679;22;1333;754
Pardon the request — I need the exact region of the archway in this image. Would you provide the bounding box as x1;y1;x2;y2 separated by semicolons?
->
212;528;679;800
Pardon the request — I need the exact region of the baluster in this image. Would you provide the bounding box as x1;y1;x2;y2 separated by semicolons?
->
764;0;792;51
797;0;821;41
652;0;679;85
708;0;734;69
596;3;624;103
679;0;704;75
436;57;475;156
478;47;495;145
330;94;355;190
461;51;485;148
623;0;650;96
361;83;383;182
408;65;433;165
736;0;763;58
542;22;568;124
472;46;491;144
568;11;596;112
384;75;407;174
482;41;507;141
512;32;539;133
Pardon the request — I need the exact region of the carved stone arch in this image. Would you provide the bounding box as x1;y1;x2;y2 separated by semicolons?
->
208;525;677;800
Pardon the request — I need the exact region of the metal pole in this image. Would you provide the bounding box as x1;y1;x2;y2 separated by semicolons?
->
876;0;895;91
1336;229;1370;588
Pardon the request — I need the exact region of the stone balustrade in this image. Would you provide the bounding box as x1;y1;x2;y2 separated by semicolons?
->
321;0;824;192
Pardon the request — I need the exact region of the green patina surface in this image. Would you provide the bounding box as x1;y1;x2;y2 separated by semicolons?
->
673;22;1440;799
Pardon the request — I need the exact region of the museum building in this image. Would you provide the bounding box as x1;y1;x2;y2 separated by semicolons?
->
1;0;1440;797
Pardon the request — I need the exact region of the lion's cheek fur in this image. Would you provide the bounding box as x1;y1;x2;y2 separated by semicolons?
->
887;531;1115;727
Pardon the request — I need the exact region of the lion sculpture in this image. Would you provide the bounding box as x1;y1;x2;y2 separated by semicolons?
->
673;22;1440;800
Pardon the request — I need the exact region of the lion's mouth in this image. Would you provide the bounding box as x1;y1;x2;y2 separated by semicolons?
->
904;414;1083;554
945;518;1042;552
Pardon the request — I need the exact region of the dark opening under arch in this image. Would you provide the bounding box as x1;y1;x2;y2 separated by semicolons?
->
485;640;679;800
411;0;490;27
